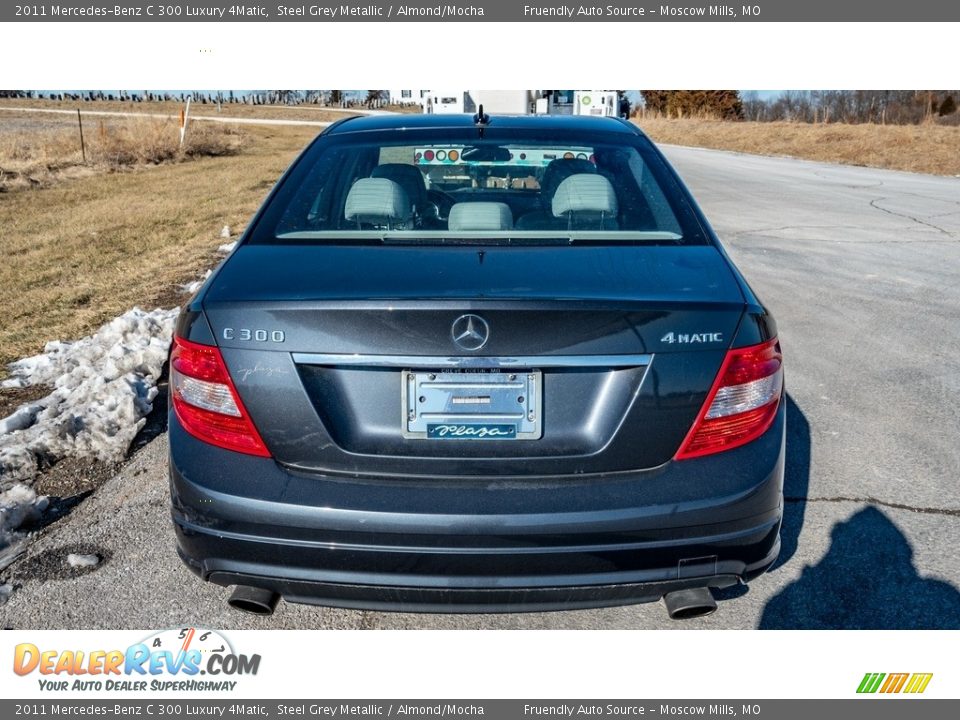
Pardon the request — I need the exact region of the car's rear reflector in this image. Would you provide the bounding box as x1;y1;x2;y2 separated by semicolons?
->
675;338;783;460
170;336;270;457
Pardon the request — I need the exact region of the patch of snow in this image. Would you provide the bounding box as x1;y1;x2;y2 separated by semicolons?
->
217;241;237;254
179;269;212;295
0;307;179;487
0;484;47;549
67;552;100;569
0;583;12;605
0;403;44;435
220;225;232;238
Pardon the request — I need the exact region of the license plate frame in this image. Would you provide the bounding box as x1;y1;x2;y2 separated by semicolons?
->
402;369;542;440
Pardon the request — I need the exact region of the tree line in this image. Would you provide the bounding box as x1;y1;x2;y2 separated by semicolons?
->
638;90;959;124
5;89;957;124
0;90;392;108
741;90;958;124
639;91;743;120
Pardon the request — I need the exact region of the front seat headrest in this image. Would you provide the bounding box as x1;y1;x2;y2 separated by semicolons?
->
370;163;427;209
344;178;411;227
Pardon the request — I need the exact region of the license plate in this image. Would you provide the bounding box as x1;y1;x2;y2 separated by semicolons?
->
403;370;542;440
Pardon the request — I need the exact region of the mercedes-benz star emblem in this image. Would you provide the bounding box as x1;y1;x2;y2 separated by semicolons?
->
451;314;490;351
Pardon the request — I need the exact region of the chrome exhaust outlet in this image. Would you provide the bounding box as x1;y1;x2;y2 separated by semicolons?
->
662;587;718;620
228;585;280;616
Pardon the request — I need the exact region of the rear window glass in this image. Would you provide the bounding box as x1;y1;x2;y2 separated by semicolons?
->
252;130;706;245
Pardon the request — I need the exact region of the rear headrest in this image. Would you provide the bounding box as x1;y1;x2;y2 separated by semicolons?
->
552;174;618;218
344;178;411;225
371;163;427;207
448;202;514;231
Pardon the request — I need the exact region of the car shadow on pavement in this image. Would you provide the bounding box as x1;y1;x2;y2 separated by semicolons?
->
759;505;960;629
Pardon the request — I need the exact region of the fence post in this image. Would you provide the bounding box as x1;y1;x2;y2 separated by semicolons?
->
179;97;191;148
77;109;86;163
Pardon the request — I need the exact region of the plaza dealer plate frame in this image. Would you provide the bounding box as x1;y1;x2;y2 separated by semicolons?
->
403;369;543;440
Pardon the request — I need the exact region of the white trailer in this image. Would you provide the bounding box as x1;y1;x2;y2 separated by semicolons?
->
422;91;468;114
422;90;622;117
469;90;535;115
423;90;535;115
539;90;623;117
573;90;620;117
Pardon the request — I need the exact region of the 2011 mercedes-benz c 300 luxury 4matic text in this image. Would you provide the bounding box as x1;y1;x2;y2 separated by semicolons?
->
168;112;784;619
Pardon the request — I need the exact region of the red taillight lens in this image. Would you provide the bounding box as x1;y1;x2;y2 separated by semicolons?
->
170;336;270;457
675;338;783;460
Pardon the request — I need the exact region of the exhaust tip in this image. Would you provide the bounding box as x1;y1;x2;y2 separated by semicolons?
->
662;587;718;620
228;585;280;616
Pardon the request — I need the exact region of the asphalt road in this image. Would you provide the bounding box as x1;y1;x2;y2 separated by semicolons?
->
3;145;960;630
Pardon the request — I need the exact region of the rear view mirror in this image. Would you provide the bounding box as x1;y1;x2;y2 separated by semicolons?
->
461;145;512;163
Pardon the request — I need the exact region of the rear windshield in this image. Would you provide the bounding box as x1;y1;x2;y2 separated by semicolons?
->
250;129;708;245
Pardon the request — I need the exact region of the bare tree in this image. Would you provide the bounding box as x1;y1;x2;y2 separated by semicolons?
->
639;90;742;119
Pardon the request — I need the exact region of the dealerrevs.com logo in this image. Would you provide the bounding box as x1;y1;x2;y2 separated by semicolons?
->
13;628;261;692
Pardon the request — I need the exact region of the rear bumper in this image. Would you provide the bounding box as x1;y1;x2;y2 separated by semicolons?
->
169;400;785;612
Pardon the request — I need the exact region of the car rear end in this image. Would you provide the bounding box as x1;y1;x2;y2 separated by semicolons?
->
168;116;784;616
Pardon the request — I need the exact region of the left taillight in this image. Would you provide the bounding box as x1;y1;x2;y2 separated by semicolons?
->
170;336;271;457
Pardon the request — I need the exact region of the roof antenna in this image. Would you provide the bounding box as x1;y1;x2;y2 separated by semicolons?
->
473;104;490;137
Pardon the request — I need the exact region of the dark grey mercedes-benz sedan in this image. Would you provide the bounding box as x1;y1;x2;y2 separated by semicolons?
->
168;112;784;619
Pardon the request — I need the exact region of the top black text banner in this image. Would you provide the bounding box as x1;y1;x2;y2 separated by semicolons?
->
6;1;960;22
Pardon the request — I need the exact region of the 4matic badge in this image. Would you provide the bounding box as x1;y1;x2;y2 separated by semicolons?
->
660;332;724;345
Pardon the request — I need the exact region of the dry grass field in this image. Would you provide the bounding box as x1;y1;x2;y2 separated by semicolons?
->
0;122;318;374
0;112;246;190
637;118;960;176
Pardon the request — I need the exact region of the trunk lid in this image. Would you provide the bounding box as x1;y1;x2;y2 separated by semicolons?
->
203;244;745;475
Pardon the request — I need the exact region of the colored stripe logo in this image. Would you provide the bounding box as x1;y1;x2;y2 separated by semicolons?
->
857;672;933;694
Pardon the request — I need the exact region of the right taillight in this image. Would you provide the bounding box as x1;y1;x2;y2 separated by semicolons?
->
675;337;783;460
170;336;271;458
